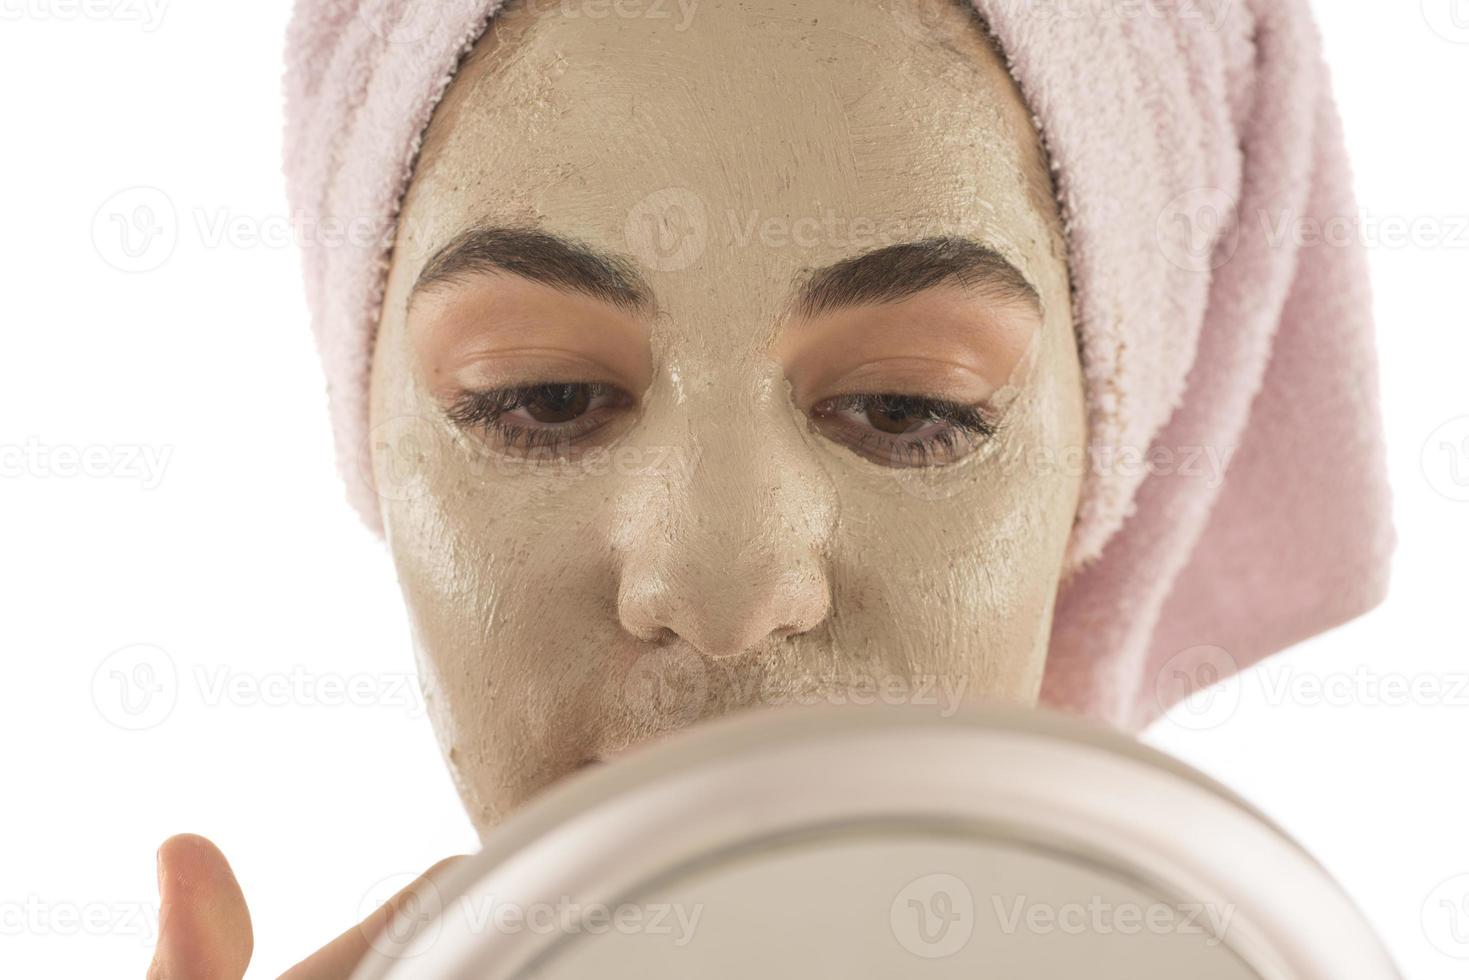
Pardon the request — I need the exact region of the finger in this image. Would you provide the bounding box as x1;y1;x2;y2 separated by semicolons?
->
278;856;467;980
147;834;253;980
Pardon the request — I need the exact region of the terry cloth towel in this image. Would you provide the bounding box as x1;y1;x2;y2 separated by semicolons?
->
282;0;1395;731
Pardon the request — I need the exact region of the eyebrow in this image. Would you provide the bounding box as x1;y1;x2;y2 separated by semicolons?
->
409;226;655;313
409;226;1039;319
790;236;1041;320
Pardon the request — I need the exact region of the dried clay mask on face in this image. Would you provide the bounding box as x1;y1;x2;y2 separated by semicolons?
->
368;0;1088;832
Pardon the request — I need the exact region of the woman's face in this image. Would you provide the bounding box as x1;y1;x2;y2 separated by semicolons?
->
369;0;1086;832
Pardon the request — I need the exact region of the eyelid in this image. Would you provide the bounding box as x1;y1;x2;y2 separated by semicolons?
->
801;360;998;410
409;276;654;398
434;351;633;401
776;287;1038;407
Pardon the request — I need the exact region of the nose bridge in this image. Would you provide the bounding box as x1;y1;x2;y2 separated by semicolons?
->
617;387;836;658
687;398;826;542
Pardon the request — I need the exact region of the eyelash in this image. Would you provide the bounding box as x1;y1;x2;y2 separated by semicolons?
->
811;393;1002;467
445;383;628;450
444;384;1002;465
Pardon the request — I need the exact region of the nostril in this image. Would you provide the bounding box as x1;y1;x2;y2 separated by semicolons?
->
619;563;830;659
637;625;678;646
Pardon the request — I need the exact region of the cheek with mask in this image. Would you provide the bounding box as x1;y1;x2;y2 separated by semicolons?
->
367;0;1087;835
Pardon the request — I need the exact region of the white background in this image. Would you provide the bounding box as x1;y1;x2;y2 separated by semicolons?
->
1;1;1466;976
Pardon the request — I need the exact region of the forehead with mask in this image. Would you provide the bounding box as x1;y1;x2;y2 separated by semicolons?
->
368;0;1086;833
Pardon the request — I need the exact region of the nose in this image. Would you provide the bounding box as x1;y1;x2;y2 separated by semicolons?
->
615;415;834;660
620;546;830;659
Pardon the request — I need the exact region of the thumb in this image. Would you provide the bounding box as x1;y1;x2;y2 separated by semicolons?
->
147;834;253;980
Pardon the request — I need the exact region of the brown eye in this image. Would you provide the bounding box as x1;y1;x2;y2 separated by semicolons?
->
864;397;926;435
524;384;592;423
809;393;1001;468
444;382;635;457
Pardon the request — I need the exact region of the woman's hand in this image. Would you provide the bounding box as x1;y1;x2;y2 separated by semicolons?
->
146;833;464;980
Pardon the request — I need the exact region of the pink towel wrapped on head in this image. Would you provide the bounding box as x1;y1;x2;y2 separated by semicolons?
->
282;0;1395;731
